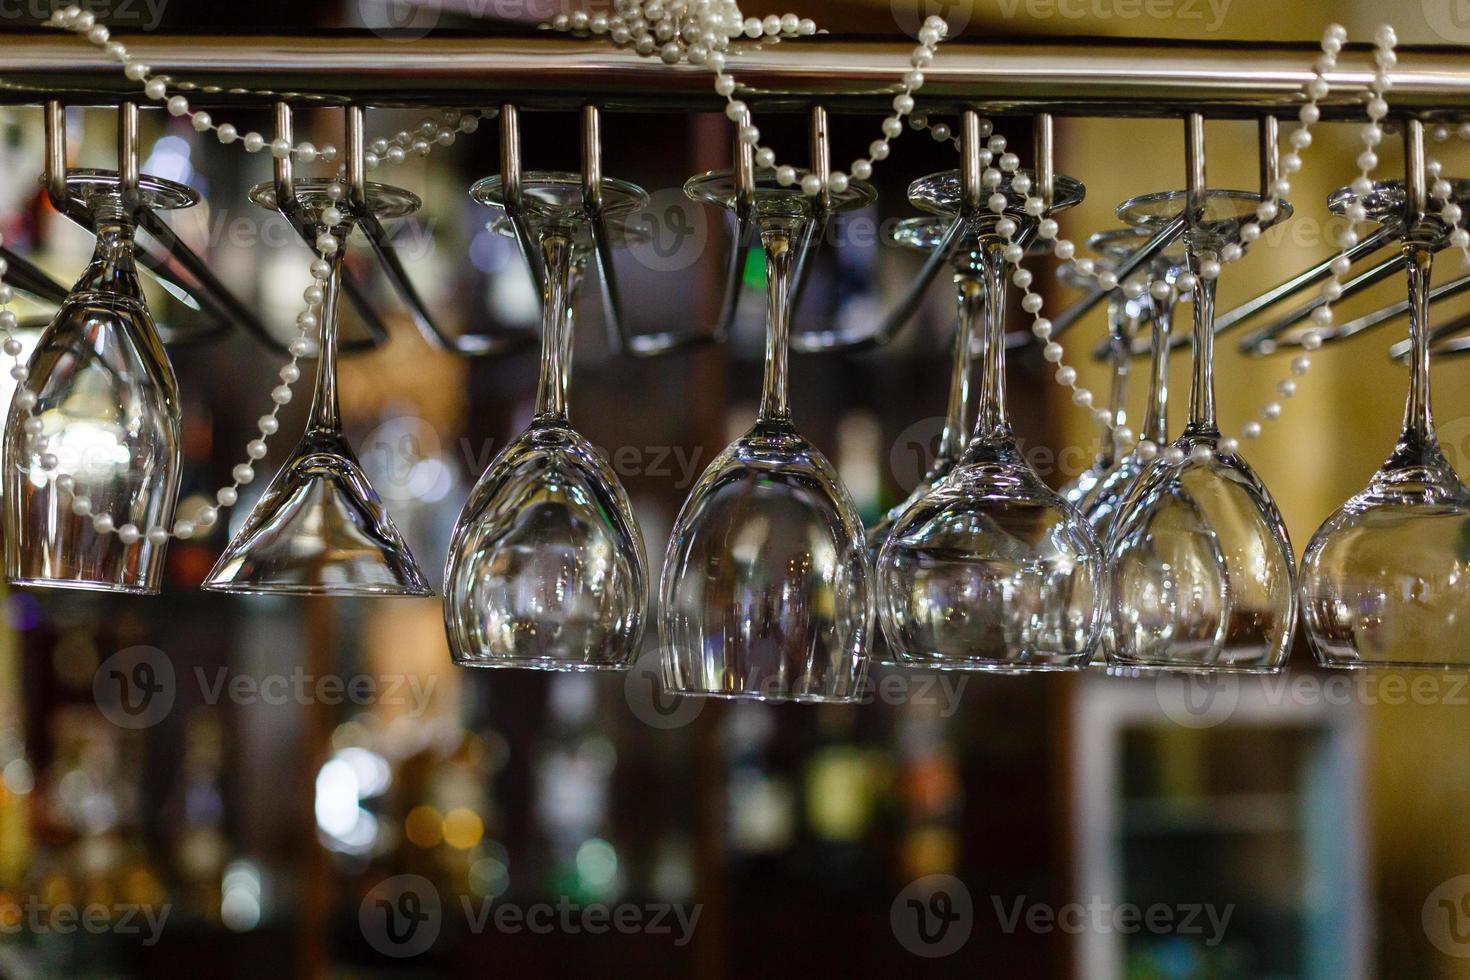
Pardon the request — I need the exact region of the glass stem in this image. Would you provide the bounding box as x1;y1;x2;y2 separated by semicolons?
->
938;270;982;461
1400;241;1437;451
534;231;578;422
1100;303;1131;466
306;245;345;434
757;223;797;423
1185;250;1218;437
972;239;1011;443
1141;291;1174;446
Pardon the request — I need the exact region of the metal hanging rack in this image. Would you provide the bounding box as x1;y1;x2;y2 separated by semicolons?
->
6;29;1470;364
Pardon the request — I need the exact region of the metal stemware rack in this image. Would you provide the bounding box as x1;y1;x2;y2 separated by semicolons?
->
3;28;1470;361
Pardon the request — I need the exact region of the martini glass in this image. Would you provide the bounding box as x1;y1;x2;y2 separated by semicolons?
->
1080;227;1190;538
1057;255;1139;508
5;170;195;594
1300;178;1470;669
660;168;875;702
444;172;650;670
1107;189;1295;672
876;169;1104;672
203;179;432;596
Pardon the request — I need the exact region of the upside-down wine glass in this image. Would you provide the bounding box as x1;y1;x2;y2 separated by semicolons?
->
867;217;981;568
5;170;195;594
1080;226;1190;537
203;179;431;596
877;169;1105;672
1057;255;1139;508
443;172;650;670
1107;187;1295;672
1300;171;1470;669
660;168;875;701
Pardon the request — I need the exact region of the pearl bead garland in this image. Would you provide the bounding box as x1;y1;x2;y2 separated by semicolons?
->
544;1;951;196
988;22;1399;455
12;6;488;544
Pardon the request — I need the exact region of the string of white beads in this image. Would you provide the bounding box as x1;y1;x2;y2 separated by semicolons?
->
543;1;950;196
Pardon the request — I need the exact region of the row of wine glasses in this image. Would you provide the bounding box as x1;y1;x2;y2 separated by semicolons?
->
9;155;1470;688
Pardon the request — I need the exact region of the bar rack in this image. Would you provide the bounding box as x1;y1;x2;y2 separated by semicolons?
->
5;28;1470;361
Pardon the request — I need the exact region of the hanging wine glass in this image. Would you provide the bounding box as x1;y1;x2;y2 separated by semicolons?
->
444;172;650;670
1057;253;1140;508
660;168;875;701
1079;227;1190;537
1301;173;1470;669
877;168;1105;672
203;179;432;596
5;170;195;594
1107;188;1295;672
866;217;981;569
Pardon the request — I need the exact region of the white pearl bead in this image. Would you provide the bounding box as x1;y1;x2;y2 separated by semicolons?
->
1072;388;1093;408
799;174;822;196
271;385;293;405
196;506;218;528
233;464;256;485
217;487;238;507
167;95;189;116
217;123;238;144
191;112;212;132
173;520;195;539
1055;365;1076;385
755;147;776;168
1219;438;1240;455
1189;444;1213;464
1032;318;1053;339
117;524;140;545
1291;356;1311;375
243;132;265;153
1162;446;1185;465
775;166;797;186
147;528;169;546
851;160;872;181
1043;342;1064;363
1020;292;1043;313
71;496;92;517
93;514;114;535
